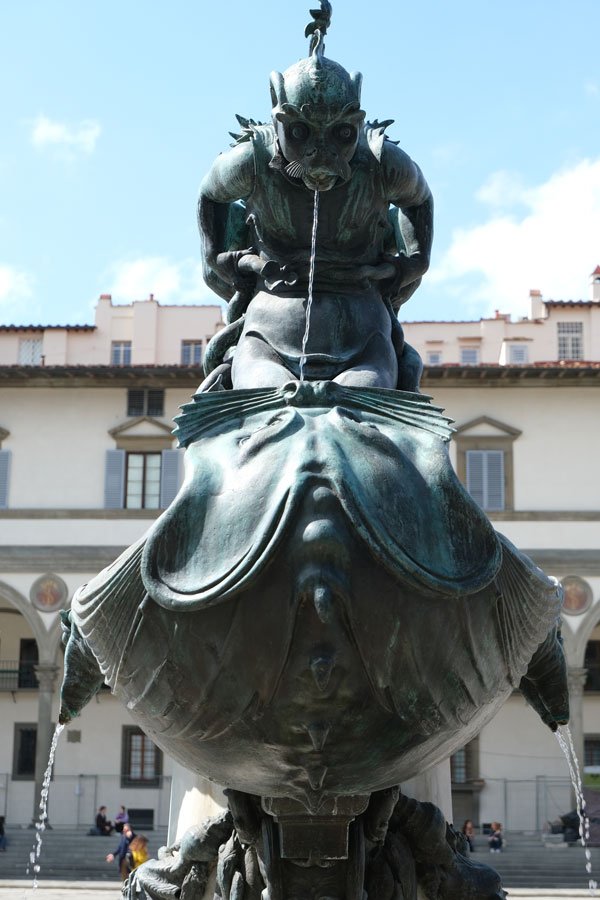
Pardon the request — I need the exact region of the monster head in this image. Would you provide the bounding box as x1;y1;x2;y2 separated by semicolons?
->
270;2;364;192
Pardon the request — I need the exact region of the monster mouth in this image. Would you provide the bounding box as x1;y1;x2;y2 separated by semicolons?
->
284;158;351;192
302;172;338;192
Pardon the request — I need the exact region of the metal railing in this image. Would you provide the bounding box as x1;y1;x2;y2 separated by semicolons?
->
0;772;173;828
0;660;38;691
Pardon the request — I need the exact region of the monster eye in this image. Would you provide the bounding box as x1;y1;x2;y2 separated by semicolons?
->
289;122;309;141
335;124;356;141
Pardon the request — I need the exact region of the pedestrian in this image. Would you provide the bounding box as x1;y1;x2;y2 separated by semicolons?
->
488;821;503;853
95;805;113;836
127;834;149;871
106;821;136;880
114;805;129;834
462;819;475;852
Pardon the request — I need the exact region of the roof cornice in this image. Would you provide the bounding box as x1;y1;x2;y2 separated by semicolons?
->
0;365;204;388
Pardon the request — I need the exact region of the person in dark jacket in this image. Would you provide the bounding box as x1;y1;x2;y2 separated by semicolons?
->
95;805;113;835
106;822;136;880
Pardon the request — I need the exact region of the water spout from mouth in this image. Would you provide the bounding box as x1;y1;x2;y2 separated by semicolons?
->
556;724;597;895
299;190;320;383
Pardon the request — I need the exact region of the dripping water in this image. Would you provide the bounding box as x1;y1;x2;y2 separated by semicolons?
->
556;724;597;894
26;723;64;889
299;189;320;382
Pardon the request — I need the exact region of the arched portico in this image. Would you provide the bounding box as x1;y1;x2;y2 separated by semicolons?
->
0;580;62;823
560;596;600;772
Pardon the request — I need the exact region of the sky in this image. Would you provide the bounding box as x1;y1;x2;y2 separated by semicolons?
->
1;0;599;327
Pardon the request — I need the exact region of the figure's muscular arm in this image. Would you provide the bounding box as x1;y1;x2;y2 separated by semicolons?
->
381;141;434;307
198;142;255;296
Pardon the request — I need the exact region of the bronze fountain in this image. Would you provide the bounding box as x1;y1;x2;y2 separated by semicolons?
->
60;5;569;897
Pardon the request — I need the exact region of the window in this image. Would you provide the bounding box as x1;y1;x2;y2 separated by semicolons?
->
0;447;10;509
557;322;583;360
121;726;162;788
13;724;37;780
125;452;161;509
460;346;480;366
181;341;203;366
104;448;183;509
18;338;42;366
585;642;600;692
427;350;442;365
127;389;164;417
466;449;504;511
451;748;468;783
18;639;39;689
508;344;529;364
111;341;132;366
450;738;480;784
585;738;600;767
454;417;521;513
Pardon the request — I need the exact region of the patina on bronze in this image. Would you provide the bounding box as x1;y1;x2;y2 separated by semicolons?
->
59;5;569;899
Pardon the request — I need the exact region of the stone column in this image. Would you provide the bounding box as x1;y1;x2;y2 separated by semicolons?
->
567;666;587;773
402;758;453;822
31;662;59;826
168;763;227;900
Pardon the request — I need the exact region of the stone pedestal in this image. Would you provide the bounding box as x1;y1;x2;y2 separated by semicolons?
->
168;758;453;899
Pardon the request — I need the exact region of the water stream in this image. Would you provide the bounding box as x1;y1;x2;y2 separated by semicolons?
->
556;724;597;894
299;189;320;382
26;722;64;889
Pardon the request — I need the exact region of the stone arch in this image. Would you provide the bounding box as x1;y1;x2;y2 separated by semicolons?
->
0;580;55;663
569;596;600;668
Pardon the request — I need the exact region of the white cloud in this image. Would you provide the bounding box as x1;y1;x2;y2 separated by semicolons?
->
0;263;38;323
431;159;600;318
31;116;101;158
0;263;33;304
107;256;218;306
475;170;527;210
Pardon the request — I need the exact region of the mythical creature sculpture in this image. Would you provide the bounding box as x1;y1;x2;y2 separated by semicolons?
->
59;5;569;899
197;1;431;393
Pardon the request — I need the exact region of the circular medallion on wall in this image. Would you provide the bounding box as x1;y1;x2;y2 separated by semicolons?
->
30;574;69;612
560;575;593;616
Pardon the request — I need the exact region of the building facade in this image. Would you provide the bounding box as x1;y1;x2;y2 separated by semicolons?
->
0;277;599;832
0;296;223;829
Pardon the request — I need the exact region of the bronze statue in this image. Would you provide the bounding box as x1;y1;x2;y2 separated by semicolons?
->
59;5;569;898
197;1;432;393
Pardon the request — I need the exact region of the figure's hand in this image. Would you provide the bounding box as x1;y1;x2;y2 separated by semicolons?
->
383;253;428;289
357;262;397;282
214;249;256;293
106;853;114;863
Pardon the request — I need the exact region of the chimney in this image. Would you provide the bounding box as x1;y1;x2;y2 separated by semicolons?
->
529;289;545;319
591;266;600;302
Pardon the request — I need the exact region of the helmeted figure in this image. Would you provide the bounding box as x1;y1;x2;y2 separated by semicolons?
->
198;4;432;391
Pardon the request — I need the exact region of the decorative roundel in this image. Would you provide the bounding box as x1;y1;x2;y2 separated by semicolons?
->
30;574;69;613
560;575;593;616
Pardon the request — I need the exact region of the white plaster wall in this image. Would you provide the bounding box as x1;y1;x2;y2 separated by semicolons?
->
0;386;191;509
0;609;37;660
155;305;224;365
404;304;600;365
42;330;68;366
478;696;572;830
429;386;600;511
0;692;174;826
0;519;153;546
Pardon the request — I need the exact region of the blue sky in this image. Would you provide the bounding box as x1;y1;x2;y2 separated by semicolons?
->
1;0;599;326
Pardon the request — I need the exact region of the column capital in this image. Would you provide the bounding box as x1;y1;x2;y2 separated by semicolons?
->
34;662;59;693
567;666;588;694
